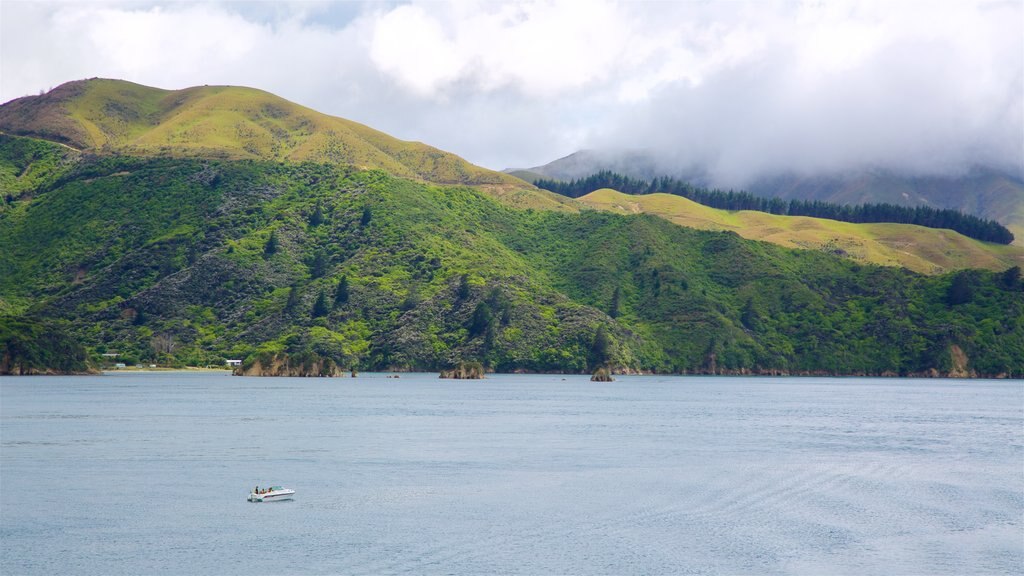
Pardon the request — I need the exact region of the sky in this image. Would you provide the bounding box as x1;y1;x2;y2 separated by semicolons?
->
1;0;1021;185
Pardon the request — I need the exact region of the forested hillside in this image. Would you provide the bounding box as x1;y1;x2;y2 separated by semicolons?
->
537;171;1014;244
2;136;1021;377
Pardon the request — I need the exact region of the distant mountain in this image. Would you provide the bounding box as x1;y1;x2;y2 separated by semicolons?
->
517;150;1024;244
1;81;1022;376
745;169;1024;244
510;149;702;183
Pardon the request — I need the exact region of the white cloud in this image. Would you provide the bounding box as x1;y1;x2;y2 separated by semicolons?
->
0;0;1020;179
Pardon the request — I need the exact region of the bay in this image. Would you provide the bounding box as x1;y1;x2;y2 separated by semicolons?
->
1;372;1021;575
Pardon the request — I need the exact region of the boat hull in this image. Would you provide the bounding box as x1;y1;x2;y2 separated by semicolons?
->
248;489;295;502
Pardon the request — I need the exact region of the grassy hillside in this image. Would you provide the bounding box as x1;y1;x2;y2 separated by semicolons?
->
579;189;1024;274
1;149;1021;376
504;169;546;183
747;169;1024;246
0;78;526;188
527;150;1024;245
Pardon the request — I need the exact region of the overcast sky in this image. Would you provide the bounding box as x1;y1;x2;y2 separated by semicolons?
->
1;0;1021;185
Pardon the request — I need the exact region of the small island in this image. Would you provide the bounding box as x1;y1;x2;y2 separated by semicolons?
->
439;361;486;379
232;352;344;377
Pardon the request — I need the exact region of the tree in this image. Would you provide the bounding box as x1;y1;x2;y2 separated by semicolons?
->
360;206;372;226
263;230;279;257
741;298;760;330
312;291;329;318
590;325;611;367
947;272;973;306
483;324;496;352
469;302;493;337
334;276;349;306
308;250;329;278
1002;266;1021;290
285;285;301;312
609;286;621;318
457;274;471;300
401;286;420;311
308;203;324;227
151;333;176;356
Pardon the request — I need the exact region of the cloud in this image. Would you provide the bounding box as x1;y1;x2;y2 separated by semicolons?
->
368;1;630;99
591;0;1024;184
1;0;1020;181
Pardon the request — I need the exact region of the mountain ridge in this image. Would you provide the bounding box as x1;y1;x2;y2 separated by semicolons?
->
516;150;1024;245
0;78;526;188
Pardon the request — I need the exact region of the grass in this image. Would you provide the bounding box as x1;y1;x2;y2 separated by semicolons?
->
579;189;1024;274
0;79;527;188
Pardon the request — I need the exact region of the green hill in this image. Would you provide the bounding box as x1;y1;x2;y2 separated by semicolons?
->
5;79;1013;272
0;78;527;188
526;150;1024;246
1;138;1021;376
579;189;1024;274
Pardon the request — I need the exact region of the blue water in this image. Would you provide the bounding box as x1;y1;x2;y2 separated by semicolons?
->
1;372;1021;575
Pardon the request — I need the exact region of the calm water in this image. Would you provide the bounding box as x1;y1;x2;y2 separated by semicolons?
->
1;372;1021;575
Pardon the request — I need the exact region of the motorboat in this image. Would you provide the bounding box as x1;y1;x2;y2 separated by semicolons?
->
248;486;295;502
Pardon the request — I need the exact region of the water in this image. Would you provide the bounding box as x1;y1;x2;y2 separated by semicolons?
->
1;372;1021;575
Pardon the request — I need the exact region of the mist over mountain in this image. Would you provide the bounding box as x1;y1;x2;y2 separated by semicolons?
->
516;149;1024;244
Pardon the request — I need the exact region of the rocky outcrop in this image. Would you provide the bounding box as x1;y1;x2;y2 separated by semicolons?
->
232;352;344;377
0;359;98;376
590;367;615;382
946;345;972;378
439;361;485;379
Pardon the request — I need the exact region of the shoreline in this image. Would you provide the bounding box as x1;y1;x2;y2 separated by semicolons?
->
4;367;1018;379
102;366;233;373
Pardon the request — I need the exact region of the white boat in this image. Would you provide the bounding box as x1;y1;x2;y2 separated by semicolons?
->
248;486;295;502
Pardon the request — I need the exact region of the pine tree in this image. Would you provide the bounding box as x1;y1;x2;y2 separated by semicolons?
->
947;272;973;306
469;302;493;337
457;274;471;300
609;286;621;318
308;250;329;278
1002;266;1021;290
334;276;349;306
590;325;611;367
285;285;300;312
312;290;329;318
263;230;279;257
308;204;324;227
741;298;759;330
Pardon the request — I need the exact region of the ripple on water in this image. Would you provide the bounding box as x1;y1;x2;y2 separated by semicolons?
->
1;373;1021;575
